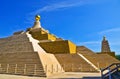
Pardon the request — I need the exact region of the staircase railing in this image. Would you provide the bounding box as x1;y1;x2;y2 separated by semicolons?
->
101;63;120;79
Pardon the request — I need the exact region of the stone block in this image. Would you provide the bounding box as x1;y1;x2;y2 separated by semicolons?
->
29;28;56;41
39;40;76;54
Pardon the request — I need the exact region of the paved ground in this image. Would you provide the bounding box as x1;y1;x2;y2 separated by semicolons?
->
0;72;101;79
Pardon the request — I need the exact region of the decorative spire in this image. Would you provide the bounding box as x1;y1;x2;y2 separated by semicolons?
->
101;36;111;52
32;15;41;29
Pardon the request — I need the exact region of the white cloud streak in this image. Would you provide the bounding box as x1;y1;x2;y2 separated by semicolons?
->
29;0;98;15
30;1;82;14
26;0;86;24
99;28;120;34
26;0;106;24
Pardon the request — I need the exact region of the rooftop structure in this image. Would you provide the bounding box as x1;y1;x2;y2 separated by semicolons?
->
99;36;115;57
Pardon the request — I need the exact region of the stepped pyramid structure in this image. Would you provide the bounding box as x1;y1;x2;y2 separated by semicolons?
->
0;15;119;77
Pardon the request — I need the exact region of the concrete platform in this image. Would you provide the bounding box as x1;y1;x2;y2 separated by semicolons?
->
0;72;101;79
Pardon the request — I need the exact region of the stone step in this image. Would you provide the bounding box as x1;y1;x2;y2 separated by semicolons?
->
77;46;120;69
54;54;97;72
0;33;46;77
0;34;29;43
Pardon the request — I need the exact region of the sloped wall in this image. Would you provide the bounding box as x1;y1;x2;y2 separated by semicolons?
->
39;40;76;54
0;33;46;77
29;28;56;41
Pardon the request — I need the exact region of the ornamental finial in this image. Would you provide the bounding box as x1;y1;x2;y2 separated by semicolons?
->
35;15;40;21
103;36;106;41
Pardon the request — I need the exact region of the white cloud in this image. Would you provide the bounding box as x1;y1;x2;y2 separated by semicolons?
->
30;1;83;14
99;28;120;34
29;0;104;15
26;0;108;24
98;27;120;45
26;0;86;24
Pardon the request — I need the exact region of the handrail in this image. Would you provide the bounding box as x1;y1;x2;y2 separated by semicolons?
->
103;65;120;77
101;63;120;79
101;63;120;72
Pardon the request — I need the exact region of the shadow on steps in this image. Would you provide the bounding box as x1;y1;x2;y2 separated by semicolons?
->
50;76;101;79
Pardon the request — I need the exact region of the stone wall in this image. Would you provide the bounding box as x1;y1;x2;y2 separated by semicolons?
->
0;52;46;76
68;41;76;54
54;54;97;72
0;33;46;77
48;33;56;41
0;33;34;53
97;52;115;57
39;40;76;54
77;46;120;69
0;42;34;53
29;28;56;41
0;33;29;43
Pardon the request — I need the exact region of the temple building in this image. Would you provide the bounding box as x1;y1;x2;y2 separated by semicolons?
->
101;36;111;52
99;36;115;57
0;15;119;77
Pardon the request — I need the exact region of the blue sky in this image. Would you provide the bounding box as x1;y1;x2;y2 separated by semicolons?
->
0;0;120;54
